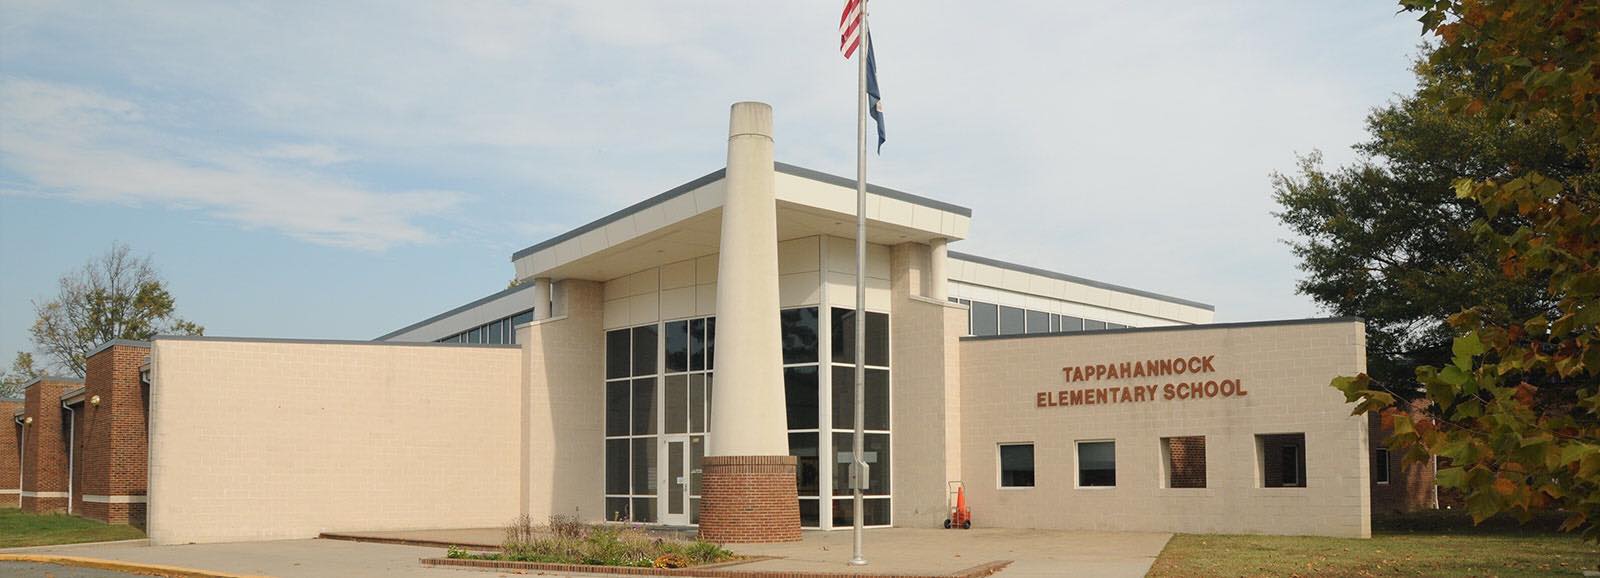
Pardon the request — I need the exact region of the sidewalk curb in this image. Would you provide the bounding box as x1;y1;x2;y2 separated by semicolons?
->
0;554;273;578
0;538;151;552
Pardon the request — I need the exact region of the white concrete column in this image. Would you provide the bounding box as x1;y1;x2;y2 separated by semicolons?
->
533;277;552;320
709;102;787;457
928;238;949;301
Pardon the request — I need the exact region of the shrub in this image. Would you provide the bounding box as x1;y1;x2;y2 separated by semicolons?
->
474;516;734;568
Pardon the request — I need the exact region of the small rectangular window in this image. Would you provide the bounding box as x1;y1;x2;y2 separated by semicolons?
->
999;306;1026;335
665;320;689;373
1077;440;1116;487
632;325;658;377
1026;310;1050;334
780;307;819;364
606;329;631;379
1162;436;1207;488
1375;448;1390;485
1083;319;1108;331
1258;433;1307;488
971;302;998;336
999;443;1035;488
1060;316;1084;332
1049;314;1061;332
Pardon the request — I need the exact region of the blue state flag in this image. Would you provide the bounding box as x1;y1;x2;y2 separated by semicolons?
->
866;33;885;152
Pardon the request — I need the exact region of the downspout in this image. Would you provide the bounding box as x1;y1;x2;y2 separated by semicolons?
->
62;401;74;515
14;415;23;498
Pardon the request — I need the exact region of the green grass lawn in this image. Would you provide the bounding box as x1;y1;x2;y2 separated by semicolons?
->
0;508;145;548
1148;510;1600;577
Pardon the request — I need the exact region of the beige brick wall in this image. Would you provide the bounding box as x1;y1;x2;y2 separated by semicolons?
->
146;338;521;545
889;242;967;527
958;319;1371;538
521;279;606;522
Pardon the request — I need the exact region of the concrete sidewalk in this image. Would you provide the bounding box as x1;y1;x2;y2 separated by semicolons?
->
733;528;1170;578
6;528;1170;578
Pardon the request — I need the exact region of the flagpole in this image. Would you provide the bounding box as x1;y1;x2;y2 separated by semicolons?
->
849;0;869;568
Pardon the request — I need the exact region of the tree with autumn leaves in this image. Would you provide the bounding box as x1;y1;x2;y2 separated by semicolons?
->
1327;1;1600;537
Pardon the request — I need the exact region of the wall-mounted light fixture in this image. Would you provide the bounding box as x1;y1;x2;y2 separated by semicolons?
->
89;395;101;406
23;416;33;425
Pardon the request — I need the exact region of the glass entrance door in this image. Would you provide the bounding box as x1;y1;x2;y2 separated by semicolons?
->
661;436;692;526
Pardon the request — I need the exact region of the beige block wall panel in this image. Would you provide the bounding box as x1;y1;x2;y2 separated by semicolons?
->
146;339;522;545
521;280;606;524
958;320;1370;538
889;242;967;527
779;272;822;307
778;237;821;274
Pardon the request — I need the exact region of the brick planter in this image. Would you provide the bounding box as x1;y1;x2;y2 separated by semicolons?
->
698;455;801;543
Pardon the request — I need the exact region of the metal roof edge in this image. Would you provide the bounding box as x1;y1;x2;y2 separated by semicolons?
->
374;282;537;341
90;339;151;358
958;316;1364;342
510;168;727;261
18;375;85;390
948;251;1216;312
773;162;973;218
508;163;975;263
155;335;521;350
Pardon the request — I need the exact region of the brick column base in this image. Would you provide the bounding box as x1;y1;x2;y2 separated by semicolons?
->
698;455;801;543
22;495;68;514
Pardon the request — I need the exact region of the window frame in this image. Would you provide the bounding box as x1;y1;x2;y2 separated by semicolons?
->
1074;439;1117;489
997;442;1036;490
1374;448;1390;485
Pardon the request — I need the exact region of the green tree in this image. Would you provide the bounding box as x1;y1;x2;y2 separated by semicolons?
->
1272;57;1575;390
28;243;204;377
1332;0;1600;538
0;352;44;399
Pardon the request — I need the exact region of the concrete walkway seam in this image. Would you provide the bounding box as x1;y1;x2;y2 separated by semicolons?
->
0;554;274;578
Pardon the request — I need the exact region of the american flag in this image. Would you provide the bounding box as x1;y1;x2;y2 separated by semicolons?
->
839;0;863;58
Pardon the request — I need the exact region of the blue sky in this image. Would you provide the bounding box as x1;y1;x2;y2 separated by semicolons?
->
0;1;1424;372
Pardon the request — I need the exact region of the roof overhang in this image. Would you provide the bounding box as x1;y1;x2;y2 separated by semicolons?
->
512;163;971;282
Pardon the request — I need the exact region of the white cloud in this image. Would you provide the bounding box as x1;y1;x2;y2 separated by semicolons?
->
258;143;353;166
0;1;1424;319
0;78;465;251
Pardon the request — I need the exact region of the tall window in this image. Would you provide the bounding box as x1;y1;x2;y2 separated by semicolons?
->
1375;448;1391;485
830;307;891;527
781;307;821;527
604;324;660;522
662;316;714;523
1076;440;1116;488
999;443;1035;488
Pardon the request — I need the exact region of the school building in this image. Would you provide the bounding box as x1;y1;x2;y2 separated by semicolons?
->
4;102;1436;545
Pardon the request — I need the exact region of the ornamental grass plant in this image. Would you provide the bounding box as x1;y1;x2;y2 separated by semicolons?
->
444;514;735;569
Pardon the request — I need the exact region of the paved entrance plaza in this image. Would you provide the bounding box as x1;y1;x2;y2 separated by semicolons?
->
3;528;1171;577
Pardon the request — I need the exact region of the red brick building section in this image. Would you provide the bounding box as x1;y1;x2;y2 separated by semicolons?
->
1;399;20;507
698;455;802;543
21;376;79;514
77;341;151;527
1369;412;1438;513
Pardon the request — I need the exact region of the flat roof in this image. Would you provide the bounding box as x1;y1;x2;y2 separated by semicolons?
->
510;162;973;261
959;316;1360;342
374;282;536;341
949;251;1215;312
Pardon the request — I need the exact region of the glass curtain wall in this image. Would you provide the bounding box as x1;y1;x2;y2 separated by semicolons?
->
600;256;892;529
604;324;660;522
662;317;714;523
829;307;892;527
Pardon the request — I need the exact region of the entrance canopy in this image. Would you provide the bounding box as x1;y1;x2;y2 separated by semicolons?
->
511;163;971;283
